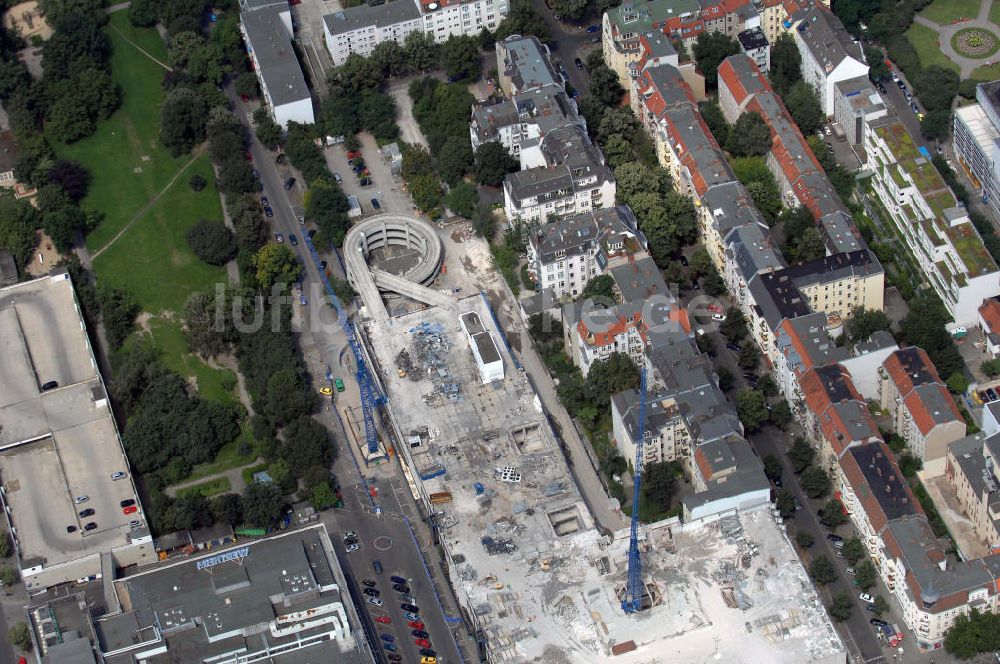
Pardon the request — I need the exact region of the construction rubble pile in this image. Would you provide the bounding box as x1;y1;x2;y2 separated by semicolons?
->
394;321;462;403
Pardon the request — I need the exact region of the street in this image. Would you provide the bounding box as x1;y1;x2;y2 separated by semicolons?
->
529;0;601;96
228;85;474;663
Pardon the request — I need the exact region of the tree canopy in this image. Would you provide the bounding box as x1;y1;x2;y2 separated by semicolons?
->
692;32;740;89
186;220;237;266
727;112;772;157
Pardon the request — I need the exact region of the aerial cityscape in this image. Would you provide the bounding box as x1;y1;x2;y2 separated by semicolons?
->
5;0;1000;662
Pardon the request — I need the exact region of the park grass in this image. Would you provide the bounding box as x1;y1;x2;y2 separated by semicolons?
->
992;1;1000;26
92;153;225;313
906;23;961;74
186;436;258;483
973;60;1000;80
919;0;983;25
145;317;237;405
49;12;181;252
177;476;233;498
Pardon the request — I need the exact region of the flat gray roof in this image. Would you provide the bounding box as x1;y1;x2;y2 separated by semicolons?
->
241;6;311;108
323;0;421;36
473;331;501;364
0;273;142;571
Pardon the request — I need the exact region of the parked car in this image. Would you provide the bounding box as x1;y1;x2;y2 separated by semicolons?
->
383;641;397;652
84;522;97;531
371;198;381;210
393;584;410;593
726;342;742;352
363;588;380;597
401;603;419;613
419;649;437;657
75;496;89;504
120;499;135;508
79;508;94;517
264;206;274;218
380;633;394;643
845;567;856;576
284;177;296;190
41;380;59;391
414;638;431;648
574;57;584;69
391;575;407;584
240;93;250;102
404;611;421;621
988;388;999;401
375;615;392;624
586;24;600;32
274;233;283;243
123;505;137;515
289;233;299;246
362;579;377;588
299;294;308;306
260;195;270;207
412;630;429;639
408;620;425;629
111;471;126;480
66;525;77;533
870;618;888;627
334;172;342;183
373;560;383;573
360;178;372;186
346;542;359;552
387;654;402;662
129;520;142;528
368;597;383;606
711;313;726;321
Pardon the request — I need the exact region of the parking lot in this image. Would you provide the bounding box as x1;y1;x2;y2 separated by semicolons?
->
323;133;413;218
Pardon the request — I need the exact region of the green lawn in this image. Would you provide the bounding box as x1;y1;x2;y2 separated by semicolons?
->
242;463;269;484
906;23;961;74
920;0;983;24
145;316;237;405
93;153;225;313
973;61;1000;80
991;1;1000;26
177;476;233;498
186;436;258;483
51;13;182;252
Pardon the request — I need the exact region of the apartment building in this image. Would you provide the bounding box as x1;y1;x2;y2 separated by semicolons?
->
497;34;559;96
954;80;1000;221
833;75;888;146
723;222;785;308
323;1;422;65
601;0;784;86
866;117;1000;325
526;206;645;299
737;26;770;71
241;4;314;128
686;434;771;520
879;347;966;474
573;296;690;373
323;0;508;66
947;432;1000;550
469;86;583;165
502;124;616;224
979;296;1000;358
787;4;868;115
800;363;882;468
776;250;884;321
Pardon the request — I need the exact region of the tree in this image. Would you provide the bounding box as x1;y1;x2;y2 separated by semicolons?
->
402;30;439;72
716;365;734;392
866;47;889;80
770;400;792;429
603;133;634;170
444;180;478;218
437;135;473;185
255;116;282;150
854;560;877;591
440;35;481;80
264;367;315;427
769;33;801;95
642;461;677;512
763;454;783;482
0;195;41;267
588;66;625;108
128;0;157;26
719;308;747;340
727;111;772;157
597;107;640;142
846;307;891;341
99;285;141;348
801;466;831;499
410;174;444;213
160;87;207;155
944;609;1000;658
809;554;838;585
841;536;865;565
494;0;549;41
745;179;782;225
921;108;951;141
9;622;31;652
819;498;848;529
172;492;214;530
775;488;795;518
358;88;398;142
0;530;9;559
585;352;640;406
735;388;768;432
241;480;284;528
46;159;90;202
186;220;237;265
580;274;616;303
212;493;244;525
784;82;824;137
788;437;815;474
900;296;964;379
872;594;889;617
0;566;16;588
983;359;1000;378
829;591;854;622
917;65;959;113
795;227;827;263
795;530;815;548
737;344;758;371
372;39;407;78
474;142;517;186
253;243;300;291
235;72;258;98
305;179;349;248
471;203;496;239
699;100;729;144
281;415;333;477
692;32;740;89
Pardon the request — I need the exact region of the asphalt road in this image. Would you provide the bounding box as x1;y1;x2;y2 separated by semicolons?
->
227;87;471;663
530;0;601;96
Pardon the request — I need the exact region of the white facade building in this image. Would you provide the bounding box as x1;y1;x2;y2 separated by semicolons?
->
789;5;868;115
241;4;314;128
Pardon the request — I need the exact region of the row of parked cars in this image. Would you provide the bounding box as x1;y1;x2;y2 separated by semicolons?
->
361;555;437;663
67;496;139;534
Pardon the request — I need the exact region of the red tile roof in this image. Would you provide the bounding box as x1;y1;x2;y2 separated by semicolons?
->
980;297;1000;334
883;348;963;435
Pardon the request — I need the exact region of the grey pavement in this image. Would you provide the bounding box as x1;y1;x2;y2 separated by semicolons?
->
912;0;999;78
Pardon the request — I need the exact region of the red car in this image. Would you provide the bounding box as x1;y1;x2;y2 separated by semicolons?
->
707;303;722;313
414;638;431;648
347;151;361;159
240;93;250;103
123;505;138;515
375;616;391;624
407;621;424;630
245;151;253;162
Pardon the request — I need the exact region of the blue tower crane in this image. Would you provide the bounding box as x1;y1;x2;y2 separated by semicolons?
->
621;367;647;614
302;232;385;456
